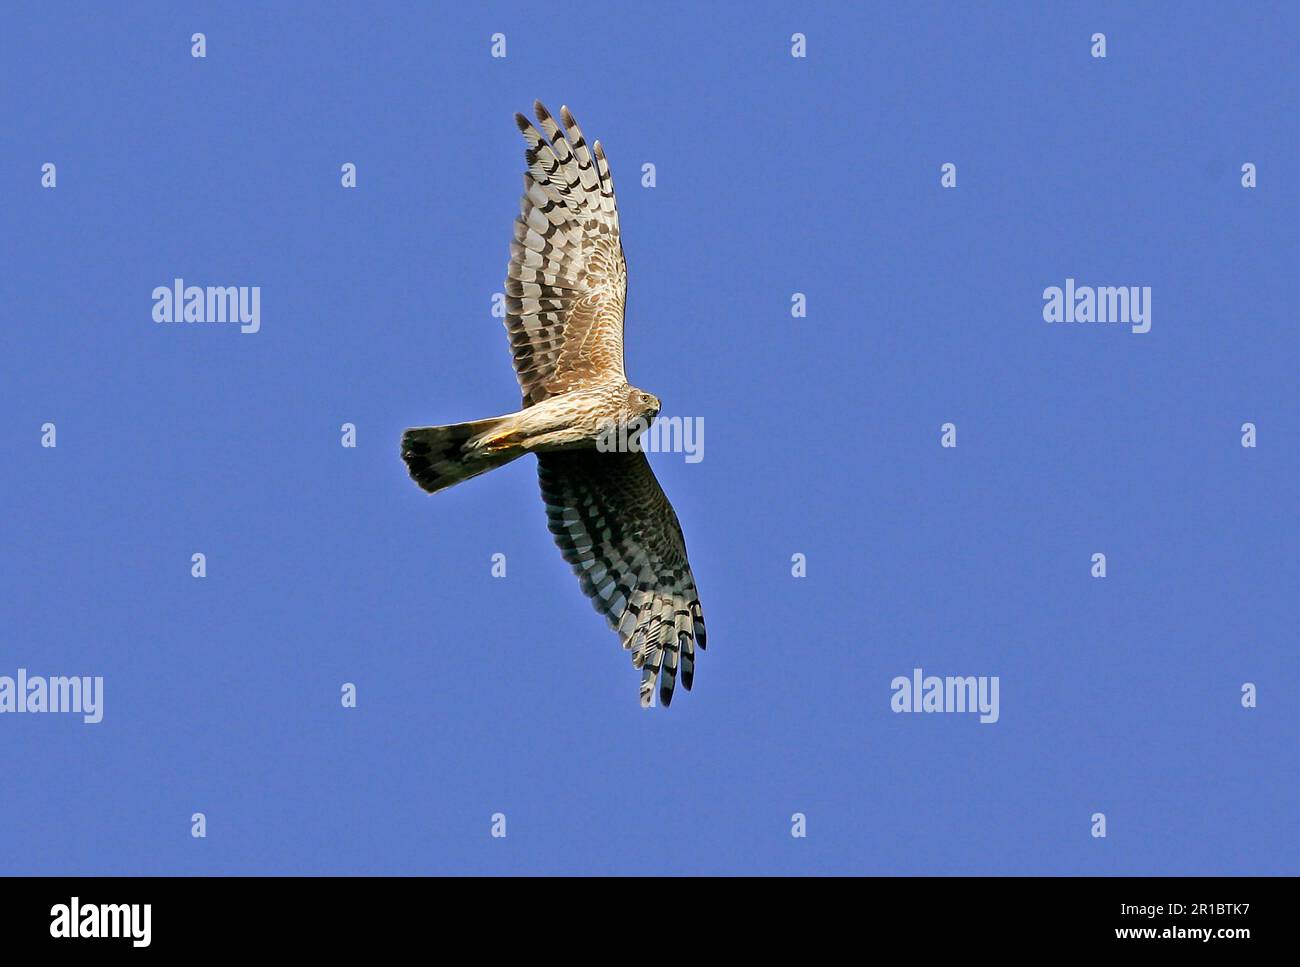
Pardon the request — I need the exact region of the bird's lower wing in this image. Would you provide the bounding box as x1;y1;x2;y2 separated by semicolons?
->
537;449;705;707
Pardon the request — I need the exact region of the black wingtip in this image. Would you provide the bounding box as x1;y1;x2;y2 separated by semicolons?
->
690;601;707;650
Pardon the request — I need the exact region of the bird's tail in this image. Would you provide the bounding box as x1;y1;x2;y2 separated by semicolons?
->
401;416;525;494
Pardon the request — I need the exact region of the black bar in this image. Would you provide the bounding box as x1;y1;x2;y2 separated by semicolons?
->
0;875;1282;952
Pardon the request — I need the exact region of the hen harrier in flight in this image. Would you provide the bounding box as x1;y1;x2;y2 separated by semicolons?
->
401;102;706;708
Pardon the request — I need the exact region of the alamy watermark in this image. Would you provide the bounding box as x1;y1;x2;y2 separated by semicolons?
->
50;898;150;947
596;415;704;463
891;668;999;724
152;278;261;333
0;668;103;723
1043;278;1151;334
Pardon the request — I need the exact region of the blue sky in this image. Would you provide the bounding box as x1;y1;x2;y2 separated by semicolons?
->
1;1;1296;875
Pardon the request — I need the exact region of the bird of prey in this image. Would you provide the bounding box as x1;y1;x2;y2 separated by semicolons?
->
401;101;706;708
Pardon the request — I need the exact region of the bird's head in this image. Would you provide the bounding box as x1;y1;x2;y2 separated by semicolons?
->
627;386;661;422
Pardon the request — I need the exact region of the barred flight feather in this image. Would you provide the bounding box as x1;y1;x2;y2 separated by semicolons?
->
506;101;627;408
537;449;704;708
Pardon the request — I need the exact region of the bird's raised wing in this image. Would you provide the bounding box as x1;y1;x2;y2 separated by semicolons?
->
537;449;706;708
505;102;627;408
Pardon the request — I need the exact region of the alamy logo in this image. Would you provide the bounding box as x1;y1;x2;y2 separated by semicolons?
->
596;415;704;463
152;278;261;333
0;668;103;723
890;668;1000;724
50;898;151;947
1043;278;1151;333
